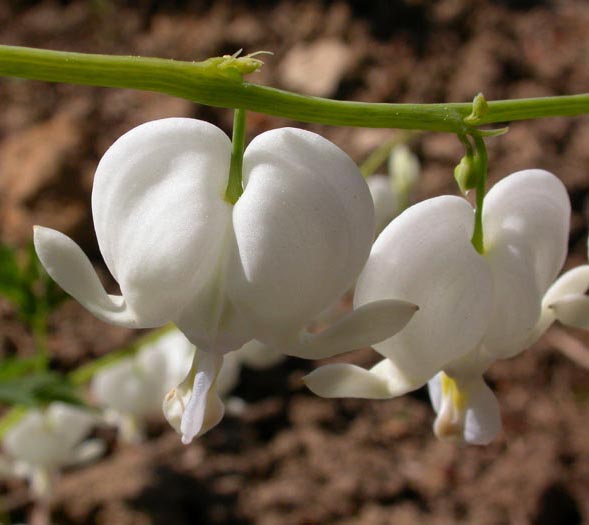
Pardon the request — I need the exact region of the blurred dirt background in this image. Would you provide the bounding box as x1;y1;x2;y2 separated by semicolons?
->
1;0;589;524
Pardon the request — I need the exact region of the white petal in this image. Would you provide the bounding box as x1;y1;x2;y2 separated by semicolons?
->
388;143;420;197
163;349;224;444
2;404;96;469
428;373;501;445
544;265;589;305
34;226;138;327
367;175;397;234
354;196;493;392
91;357;162;417
236;340;285;370
138;329;195;394
303;361;397;399
483;169;570;293
91;118;233;327
287;299;418;359
482;170;570;357
229;127;375;340
550;295;589;329
46;403;97;450
463;378;502;445
542;265;589;329
215;349;242;398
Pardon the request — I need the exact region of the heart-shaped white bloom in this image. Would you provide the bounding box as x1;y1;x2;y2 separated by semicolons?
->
305;169;570;445
34;118;417;443
1;403;103;498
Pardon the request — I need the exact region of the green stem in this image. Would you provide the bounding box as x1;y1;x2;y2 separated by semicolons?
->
359;131;416;178
470;134;488;255
32;316;49;372
225;109;246;204
0;46;588;131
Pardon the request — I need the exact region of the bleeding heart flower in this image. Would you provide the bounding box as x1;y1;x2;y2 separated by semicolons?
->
35;118;417;443
1;403;103;499
305;169;570;445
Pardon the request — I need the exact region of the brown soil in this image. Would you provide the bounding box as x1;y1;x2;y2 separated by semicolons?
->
1;1;589;524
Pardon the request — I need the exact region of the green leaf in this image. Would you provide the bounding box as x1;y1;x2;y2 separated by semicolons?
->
0;372;86;408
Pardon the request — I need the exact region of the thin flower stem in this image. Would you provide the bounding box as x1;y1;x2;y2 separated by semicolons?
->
0;46;588;132
470;134;488;255
225;108;247;204
359;131;416;178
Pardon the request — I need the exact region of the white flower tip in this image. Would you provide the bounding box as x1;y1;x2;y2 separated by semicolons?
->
33;225;137;328
163;350;225;444
429;373;501;446
289;299;418;360
303;363;396;399
548;294;589;330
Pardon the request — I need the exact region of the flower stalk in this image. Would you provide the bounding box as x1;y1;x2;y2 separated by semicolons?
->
470;134;488;255
0;45;588;132
225;109;247;204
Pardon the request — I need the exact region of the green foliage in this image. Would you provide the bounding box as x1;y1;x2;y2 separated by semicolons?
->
0;242;66;329
0;355;85;408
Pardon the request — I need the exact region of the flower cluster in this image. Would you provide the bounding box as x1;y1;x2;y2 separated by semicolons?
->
305;169;584;444
34;118;416;444
31;116;587;447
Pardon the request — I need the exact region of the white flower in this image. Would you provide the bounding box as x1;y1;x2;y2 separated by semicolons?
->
367;144;420;235
34;118;417;443
305;169;570;445
1;403;103;499
91;329;194;443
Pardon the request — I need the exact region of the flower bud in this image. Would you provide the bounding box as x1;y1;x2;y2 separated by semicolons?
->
454;154;479;194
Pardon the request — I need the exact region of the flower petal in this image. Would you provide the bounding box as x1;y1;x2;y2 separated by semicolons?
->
34;226;138;327
482;170;570;357
237;340;285;369
163;348;224;444
229;127;375;341
215;349;242;398
428;372;501;445
287;299;418;359
303;360;397;399
525;266;589;344
367;175;397;234
91;118;233;327
3;403;96;469
354;196;493;392
550;295;589;329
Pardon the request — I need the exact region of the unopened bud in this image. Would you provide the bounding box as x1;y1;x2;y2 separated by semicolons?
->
454;154;479;195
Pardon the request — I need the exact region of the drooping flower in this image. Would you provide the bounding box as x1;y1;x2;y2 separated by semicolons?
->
0;402;104;499
91;329;194;443
305;169;570;445
35;118;417;443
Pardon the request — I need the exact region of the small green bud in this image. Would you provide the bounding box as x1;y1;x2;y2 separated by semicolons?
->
454;154;479;194
464;92;489;125
200;50;268;81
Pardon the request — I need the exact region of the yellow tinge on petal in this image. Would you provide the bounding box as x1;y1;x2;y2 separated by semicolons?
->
433;372;469;442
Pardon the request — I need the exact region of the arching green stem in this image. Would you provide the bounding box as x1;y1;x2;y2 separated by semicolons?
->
470;134;488;255
0;46;588;132
225;109;247;204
